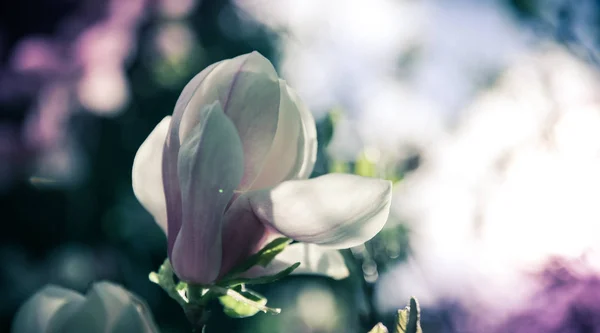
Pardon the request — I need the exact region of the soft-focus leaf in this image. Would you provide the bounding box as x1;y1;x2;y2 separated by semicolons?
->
316;112;335;147
355;152;378;178
369;323;390;333
394;297;422;333
329;160;350;174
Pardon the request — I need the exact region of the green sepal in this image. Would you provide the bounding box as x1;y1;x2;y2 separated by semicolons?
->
223;237;292;278
148;259;187;306
394;297;422;333
149;238;301;321
219;262;300;287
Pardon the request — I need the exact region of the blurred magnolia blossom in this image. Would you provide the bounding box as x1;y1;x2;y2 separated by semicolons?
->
490;258;600;333
133;52;393;284
0;0;148;188
376;45;600;329
148;21;201;88
12;282;159;333
235;0;528;161
157;0;199;19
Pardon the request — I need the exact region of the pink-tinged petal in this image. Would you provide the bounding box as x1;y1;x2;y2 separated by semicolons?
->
164;61;222;255
132;116;171;233
224;174;392;249
218;197;268;277
250;80;317;189
171;102;244;283
178;51;280;192
244;243;350;280
220;202;286;277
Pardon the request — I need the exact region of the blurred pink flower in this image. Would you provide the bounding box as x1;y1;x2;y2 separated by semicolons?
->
0;0;148;188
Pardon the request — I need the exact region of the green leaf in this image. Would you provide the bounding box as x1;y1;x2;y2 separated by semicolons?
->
218;287;280;318
316;112;335;147
369;323;389;333
220;262;300;287
149;259;187;306
148;272;159;284
224;238;292;277
394;297;422;333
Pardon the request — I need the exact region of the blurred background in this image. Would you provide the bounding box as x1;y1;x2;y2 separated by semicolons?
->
2;0;600;332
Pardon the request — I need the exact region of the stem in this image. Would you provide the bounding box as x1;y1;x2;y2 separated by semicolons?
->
184;304;209;333
185;285;210;333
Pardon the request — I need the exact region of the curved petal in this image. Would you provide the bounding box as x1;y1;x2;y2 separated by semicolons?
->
12;285;85;333
56;282;125;332
218;198;268;277
164;61;222;255
171;102;244;283
178;51;280;192
244;243;350;280
286;81;318;180
225;174;392;249
57;282;159;333
132;117;171;233
111;293;160;333
250;80;317;189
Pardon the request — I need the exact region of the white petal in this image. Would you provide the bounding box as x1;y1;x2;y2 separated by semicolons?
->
229;173;392;249
178;51;280;192
12;285;85;333
132;116;171;233
268;174;391;248
247;243;349;280
250;80;317;189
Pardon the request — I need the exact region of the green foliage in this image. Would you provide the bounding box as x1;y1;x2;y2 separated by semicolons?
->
355;152;378;178
149;238;301;321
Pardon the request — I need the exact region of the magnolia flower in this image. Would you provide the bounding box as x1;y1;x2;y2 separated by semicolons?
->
132;51;392;284
12;282;158;333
